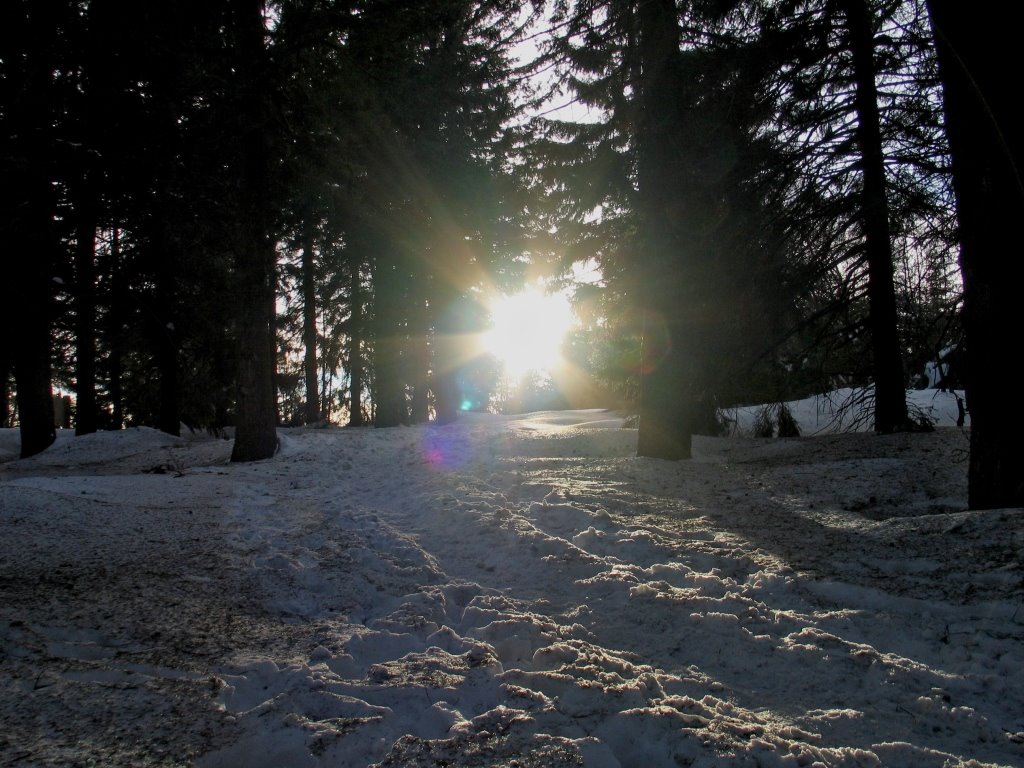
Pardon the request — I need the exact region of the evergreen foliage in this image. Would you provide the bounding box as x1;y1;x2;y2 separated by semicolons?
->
2;0;1005;493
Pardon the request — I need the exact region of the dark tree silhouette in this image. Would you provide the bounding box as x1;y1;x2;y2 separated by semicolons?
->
633;0;705;459
72;181;99;435
2;1;61;457
841;0;911;433
300;221;320;425
927;0;1024;509
230;0;279;461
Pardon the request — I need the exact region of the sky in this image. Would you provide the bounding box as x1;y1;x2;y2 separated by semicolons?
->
1;388;1022;767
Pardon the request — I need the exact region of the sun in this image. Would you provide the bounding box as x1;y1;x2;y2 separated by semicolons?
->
483;286;575;378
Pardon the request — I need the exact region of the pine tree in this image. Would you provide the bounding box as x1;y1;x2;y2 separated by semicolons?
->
533;0;797;456
72;181;99;435
229;0;279;461
840;0;911;432
340;0;529;427
299;221;321;424
1;0;63;457
926;0;1024;509
733;0;957;416
633;0;708;459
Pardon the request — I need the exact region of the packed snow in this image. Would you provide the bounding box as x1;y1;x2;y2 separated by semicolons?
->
1;389;1022;767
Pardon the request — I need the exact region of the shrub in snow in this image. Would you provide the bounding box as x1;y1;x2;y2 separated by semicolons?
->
752;403;801;438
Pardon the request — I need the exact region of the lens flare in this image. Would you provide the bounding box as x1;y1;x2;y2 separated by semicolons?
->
421;427;470;470
483;286;575;378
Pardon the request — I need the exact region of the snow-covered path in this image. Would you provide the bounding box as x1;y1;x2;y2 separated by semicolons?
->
2;402;1023;767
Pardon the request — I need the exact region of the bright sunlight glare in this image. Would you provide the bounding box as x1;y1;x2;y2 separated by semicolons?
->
483;286;575;378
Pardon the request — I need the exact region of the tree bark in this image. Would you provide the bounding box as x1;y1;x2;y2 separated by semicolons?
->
10;194;57;456
432;284;464;425
301;221;320;424
1;350;9;427
73;184;99;435
348;248;366;426
3;2;57;457
841;0;910;433
230;0;279;461
106;228;125;430
149;219;180;437
410;328;431;424
926;0;1024;508
372;248;408;428
409;272;431;425
634;0;712;459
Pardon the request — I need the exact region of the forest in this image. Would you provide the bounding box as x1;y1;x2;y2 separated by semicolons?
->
2;0;1021;509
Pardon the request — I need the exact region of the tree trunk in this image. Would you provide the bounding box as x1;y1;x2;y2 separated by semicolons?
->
926;0;1024;509
230;0;278;461
138;28;185;437
141;69;184;437
1;350;10;427
348;249;366;426
301;221;320;424
841;0;910;433
13;334;56;458
11;198;57;457
409;275;431;424
432;285;463;425
372;248;407;428
73;185;99;435
634;0;710;460
149;220;180;437
4;180;57;456
3;2;57;457
106;227;125;430
8;231;57;458
410;327;431;424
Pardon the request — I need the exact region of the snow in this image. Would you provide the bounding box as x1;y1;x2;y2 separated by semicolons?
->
2;389;1022;767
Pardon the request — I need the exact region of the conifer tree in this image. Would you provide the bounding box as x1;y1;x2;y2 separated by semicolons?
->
534;0;795;457
927;0;1024;508
839;0;911;432
1;0;63;457
229;0;279;461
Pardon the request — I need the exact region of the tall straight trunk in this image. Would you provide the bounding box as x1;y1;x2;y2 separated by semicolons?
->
432;283;462;425
926;0;1024;509
12;313;56;458
74;186;99;435
3;3;57;457
348;250;366;426
634;0;707;460
230;0;278;461
150;220;180;436
300;222;320;424
139;8;187;437
410;329;431;424
409;275;431;424
143;72;184;436
372;249;407;428
1;351;9;427
841;0;910;433
11;188;57;457
106;228;125;429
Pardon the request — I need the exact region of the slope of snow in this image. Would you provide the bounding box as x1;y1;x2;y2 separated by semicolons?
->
1;391;1021;767
726;388;968;435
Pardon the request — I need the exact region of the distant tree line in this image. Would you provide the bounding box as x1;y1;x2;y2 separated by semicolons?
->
1;0;1018;508
2;0;532;461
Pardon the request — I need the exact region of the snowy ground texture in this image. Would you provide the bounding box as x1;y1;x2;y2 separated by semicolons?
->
2;388;1022;768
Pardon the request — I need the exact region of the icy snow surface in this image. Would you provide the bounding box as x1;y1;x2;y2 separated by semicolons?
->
2;390;1022;767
